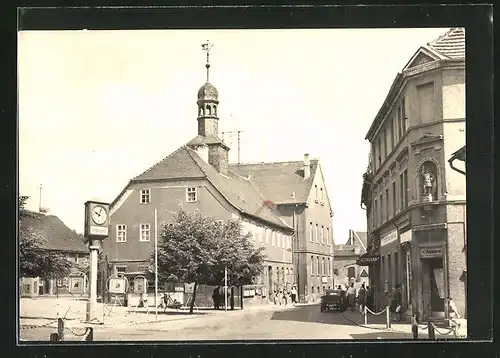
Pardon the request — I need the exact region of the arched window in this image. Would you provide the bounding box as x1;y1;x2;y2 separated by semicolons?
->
213;105;217;116
206;105;211;115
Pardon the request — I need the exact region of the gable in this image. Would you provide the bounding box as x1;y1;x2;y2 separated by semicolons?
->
311;163;333;215
403;47;441;71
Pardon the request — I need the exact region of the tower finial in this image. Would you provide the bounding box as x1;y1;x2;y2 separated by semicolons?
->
201;40;213;83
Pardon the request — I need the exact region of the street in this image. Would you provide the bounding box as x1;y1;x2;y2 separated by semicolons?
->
19;303;464;341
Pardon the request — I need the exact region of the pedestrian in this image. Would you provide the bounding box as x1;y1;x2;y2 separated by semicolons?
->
357;283;367;314
290;286;297;306
283;290;289;306
347;282;356;311
392;284;402;322
366;286;374;311
141;292;149;314
273;289;278;305
212;286;220;310
278;288;284;305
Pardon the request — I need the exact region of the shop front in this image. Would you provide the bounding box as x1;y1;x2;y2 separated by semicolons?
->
379;228;398;308
412;226;448;321
398;229;413;315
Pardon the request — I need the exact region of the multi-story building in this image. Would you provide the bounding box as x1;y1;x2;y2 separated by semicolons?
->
102;46;334;304
360;28;466;321
333;230;369;288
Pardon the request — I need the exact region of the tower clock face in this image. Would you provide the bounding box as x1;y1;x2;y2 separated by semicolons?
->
91;205;108;225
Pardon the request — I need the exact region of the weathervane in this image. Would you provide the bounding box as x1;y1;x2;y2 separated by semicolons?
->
201;40;214;82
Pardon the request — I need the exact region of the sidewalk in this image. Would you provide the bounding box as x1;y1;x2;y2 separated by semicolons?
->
342;310;467;338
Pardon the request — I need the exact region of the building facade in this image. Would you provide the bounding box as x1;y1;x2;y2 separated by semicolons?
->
20;212;89;297
102;48;334;304
333;230;369;288
360;28;466;321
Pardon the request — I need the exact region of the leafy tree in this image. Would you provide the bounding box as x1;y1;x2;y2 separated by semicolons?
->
19;196;74;280
153;210;265;314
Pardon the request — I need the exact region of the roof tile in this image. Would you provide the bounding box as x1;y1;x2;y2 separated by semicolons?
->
427;27;465;59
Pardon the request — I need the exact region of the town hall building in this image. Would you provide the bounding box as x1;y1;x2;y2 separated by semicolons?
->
102;42;334;304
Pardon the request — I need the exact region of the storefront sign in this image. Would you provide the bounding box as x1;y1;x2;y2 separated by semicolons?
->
109;277;127;294
381;229;398;247
356;254;380;266
400;229;412;243
420;246;443;258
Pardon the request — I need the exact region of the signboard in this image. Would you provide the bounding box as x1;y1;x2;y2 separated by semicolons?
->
243;289;256;298
420;246;443;258
321;276;327;284
109;277;127;294
360;269;369;278
90;226;109;236
356;254;380;266
184;282;195;294
133;276;147;294
381;229;398;247
69;277;84;294
400;229;412;243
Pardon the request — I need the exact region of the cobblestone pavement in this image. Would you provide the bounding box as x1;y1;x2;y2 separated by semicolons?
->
19;302;467;342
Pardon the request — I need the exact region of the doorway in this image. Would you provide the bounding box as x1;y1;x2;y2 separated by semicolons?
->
422;257;445;318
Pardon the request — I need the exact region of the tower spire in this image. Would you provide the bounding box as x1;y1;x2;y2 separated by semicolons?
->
201;40;213;83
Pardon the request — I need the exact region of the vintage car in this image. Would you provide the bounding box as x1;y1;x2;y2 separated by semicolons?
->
320;289;348;312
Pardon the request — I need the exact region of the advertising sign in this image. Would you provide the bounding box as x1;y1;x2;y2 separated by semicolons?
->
184;282;195;294
356;254;380;266
69;277;84;294
109;277;127;294
381;229;398;247
400;229;412;244
420;246;443;258
133;276;147;294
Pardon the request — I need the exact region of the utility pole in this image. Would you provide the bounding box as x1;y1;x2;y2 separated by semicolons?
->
38;184;42;213
221;130;244;164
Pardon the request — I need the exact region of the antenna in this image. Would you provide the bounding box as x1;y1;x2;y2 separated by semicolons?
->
221;130;244;164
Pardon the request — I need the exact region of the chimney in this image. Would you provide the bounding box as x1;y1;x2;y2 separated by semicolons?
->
303;153;310;179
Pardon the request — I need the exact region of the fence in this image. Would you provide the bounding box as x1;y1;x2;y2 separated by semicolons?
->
49;318;93;342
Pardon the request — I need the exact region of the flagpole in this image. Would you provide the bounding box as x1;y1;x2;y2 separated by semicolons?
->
224;266;228;312
154;209;158;321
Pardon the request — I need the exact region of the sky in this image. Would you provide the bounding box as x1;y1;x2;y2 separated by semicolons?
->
18;28;449;243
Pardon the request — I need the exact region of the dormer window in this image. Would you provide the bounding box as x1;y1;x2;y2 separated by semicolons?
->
140;189;151;204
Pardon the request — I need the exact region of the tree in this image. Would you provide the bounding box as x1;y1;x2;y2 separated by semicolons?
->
153;210;265;314
19;196;74;280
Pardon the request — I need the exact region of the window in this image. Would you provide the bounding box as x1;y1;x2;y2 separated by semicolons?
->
377;137;382;166
383;127;387;160
402;97;408;132
387;122;393;153
399;173;405;211
315;185;318;199
116;266;127;273
374;199;378;226
140;223;150;242
137;265;148;272
309;222;313;242
320;225;324;244
317;257;321;276
315;224;319;243
277;233;281;248
328;258;331;276
397;104;403;138
381;256;385;286
388;254;392;288
272;231;275;246
310;256;314;275
379;194;383;223
323;257;326;276
257;230;262;242
320;188;324;201
392;114;398;146
311;286;315;294
403;169;408;208
116;225;127;242
265;228;269;244
385;188;389;221
392;181;397;216
186;187;197;202
140;189;151;204
394;252;399;286
326;227;330;246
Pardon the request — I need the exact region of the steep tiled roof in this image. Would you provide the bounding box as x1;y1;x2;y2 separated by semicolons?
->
128;146;291;230
20;212;88;253
132;146;206;181
228;160;318;204
426;27;465;59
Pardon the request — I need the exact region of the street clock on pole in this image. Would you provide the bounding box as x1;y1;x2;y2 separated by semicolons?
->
84;201;110;240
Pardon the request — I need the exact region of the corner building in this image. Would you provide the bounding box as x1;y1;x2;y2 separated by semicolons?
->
360;28;466;321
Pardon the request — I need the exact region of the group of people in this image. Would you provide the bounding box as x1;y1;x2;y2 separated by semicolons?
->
336;282;375;313
212;286;230;310
272;286;298;306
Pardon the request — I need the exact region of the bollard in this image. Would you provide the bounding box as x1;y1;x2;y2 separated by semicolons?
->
386;305;391;329
50;333;59;342
364;305;367;325
428;323;436;340
85;327;94;341
57;318;64;341
411;316;418;339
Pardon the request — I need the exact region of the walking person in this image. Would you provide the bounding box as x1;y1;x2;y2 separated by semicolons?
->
290;286;297;306
347;282;356;311
392;284;403;322
278;288;284;305
357;283;367;314
366;286;374;311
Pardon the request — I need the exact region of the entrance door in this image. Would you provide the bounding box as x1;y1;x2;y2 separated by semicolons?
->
422;257;445;318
